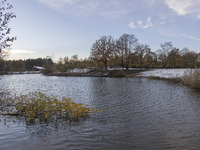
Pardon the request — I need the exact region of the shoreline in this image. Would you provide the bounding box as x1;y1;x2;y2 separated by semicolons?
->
1;68;199;89
46;69;148;78
0;71;41;75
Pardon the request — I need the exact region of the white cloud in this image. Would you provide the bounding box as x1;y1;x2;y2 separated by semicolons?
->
129;21;137;29
180;34;200;41
143;17;154;29
63;0;74;4
129;17;154;29
11;49;35;55
38;0;77;12
137;20;143;27
160;21;166;25
165;0;200;19
38;0;165;18
38;0;132;17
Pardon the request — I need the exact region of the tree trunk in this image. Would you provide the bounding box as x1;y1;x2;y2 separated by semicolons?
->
104;62;107;70
121;59;124;70
126;61;129;70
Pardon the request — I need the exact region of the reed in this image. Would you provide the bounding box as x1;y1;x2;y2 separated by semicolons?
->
182;69;200;89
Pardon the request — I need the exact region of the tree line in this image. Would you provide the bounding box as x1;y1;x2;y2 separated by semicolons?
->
54;34;200;72
0;58;53;74
1;34;200;74
90;34;200;70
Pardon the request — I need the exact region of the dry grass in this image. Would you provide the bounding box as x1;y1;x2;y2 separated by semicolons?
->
182;69;200;89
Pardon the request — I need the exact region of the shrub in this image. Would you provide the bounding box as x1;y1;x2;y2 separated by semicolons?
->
41;67;54;75
1;92;100;123
107;70;125;77
182;69;200;88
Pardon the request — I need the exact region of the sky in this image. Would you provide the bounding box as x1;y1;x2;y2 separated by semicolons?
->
7;0;200;60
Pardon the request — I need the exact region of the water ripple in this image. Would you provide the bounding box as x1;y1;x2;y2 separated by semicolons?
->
1;75;200;149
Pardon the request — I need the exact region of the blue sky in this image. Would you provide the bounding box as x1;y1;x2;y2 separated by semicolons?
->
8;0;200;60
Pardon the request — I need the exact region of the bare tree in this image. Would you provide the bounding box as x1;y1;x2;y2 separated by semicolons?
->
0;0;16;58
159;42;174;68
135;44;150;69
117;34;138;70
90;36;115;70
143;47;157;68
180;48;197;68
168;48;180;68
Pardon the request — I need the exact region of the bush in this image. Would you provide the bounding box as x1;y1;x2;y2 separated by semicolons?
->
182;69;200;88
0;92;100;123
41;67;54;75
107;70;125;77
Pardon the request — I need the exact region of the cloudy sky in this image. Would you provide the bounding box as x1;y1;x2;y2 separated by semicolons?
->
8;0;200;60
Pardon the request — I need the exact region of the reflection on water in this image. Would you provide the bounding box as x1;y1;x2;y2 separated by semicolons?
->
1;74;200;149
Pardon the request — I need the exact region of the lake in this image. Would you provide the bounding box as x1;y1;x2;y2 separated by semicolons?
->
1;74;200;150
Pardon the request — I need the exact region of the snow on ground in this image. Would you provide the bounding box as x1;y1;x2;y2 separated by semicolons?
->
139;69;192;79
67;68;89;73
66;68;196;79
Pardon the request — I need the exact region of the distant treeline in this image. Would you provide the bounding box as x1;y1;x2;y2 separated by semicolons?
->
0;58;53;74
53;35;200;72
0;55;92;74
89;34;200;70
0;34;200;74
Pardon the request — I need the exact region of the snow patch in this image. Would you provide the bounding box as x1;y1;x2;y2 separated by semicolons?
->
67;68;89;73
139;69;191;79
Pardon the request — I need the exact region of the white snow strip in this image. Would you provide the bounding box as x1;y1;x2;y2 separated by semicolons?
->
67;68;89;73
139;69;193;79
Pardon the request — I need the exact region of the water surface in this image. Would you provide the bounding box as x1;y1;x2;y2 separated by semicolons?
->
1;74;200;149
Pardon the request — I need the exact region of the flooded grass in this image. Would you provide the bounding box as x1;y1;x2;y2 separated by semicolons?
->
0;92;100;124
